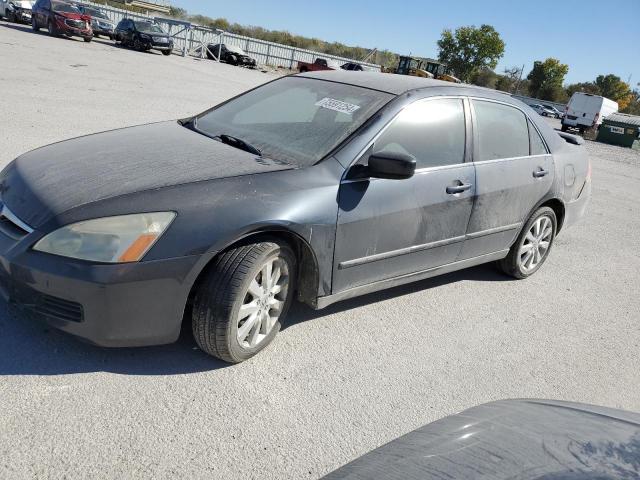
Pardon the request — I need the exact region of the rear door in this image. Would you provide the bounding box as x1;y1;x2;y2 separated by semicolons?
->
332;97;475;293
460;99;554;259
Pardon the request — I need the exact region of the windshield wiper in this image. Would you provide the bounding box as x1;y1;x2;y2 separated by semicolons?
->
215;134;262;156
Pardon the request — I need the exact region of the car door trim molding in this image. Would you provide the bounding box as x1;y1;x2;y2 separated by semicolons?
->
319;249;510;309
338;235;467;269
338;222;521;269
465;222;521;239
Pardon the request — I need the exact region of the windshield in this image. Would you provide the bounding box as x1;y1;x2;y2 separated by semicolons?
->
225;44;246;55
192;77;393;166
134;21;164;34
86;9;109;20
52;3;80;13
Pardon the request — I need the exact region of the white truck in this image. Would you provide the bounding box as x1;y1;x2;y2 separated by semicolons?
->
0;0;34;24
561;92;618;133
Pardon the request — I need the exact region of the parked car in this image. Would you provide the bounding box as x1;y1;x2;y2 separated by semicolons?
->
543;104;564;119
341;62;364;71
76;4;114;39
324;399;640;479
114;18;172;55
0;72;590;363
298;58;335;72
530;103;556;117
205;43;257;68
0;0;34;24
31;0;92;42
562;92;618;133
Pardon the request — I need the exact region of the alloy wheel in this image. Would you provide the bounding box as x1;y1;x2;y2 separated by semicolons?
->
518;215;553;273
236;256;288;349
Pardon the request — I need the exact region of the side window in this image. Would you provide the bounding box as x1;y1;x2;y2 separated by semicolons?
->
372;98;466;169
529;120;548;155
473;100;529;161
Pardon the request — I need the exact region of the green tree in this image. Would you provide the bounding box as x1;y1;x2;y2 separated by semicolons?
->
470;68;498;88
527;58;569;101
594;74;632;109
622;89;640;115
565;82;600;97
437;24;505;82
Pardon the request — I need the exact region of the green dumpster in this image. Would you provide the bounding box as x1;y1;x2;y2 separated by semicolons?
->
596;113;640;148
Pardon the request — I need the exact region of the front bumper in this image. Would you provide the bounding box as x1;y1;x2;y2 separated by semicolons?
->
56;17;92;38
11;9;32;23
0;229;201;347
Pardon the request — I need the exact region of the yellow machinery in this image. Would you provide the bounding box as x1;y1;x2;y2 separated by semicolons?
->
395;56;461;83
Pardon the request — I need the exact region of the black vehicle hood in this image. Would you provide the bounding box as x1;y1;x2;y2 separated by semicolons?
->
0;121;293;228
324;399;640;480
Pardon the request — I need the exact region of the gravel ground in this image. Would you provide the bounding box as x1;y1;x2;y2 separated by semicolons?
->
1;22;639;480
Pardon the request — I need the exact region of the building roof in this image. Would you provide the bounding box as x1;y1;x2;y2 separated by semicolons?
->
299;70;471;95
603;112;640;127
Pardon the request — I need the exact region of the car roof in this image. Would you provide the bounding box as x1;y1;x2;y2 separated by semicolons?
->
298;70;474;95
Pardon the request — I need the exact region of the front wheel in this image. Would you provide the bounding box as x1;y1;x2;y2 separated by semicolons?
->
162;49;171;56
31;17;39;31
561;123;568;132
498;207;557;279
133;38;142;51
192;241;296;363
47;19;57;36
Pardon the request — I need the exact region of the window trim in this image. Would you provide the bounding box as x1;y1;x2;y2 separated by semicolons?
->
468;96;550;163
346;95;472;175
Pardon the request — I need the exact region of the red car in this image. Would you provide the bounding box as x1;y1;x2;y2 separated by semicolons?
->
31;0;92;42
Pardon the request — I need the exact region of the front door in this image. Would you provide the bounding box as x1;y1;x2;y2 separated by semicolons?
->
460;99;555;259
332;97;475;293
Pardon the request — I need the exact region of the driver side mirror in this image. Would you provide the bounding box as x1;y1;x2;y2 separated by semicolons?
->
366;152;416;180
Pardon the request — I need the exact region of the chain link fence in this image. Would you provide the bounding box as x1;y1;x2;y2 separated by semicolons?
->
79;1;381;71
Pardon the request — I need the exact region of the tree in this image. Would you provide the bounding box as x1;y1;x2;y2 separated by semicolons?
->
527;58;569;101
565;82;600;97
621;86;640;115
470;68;498;88
437;25;505;82
594;74;632;110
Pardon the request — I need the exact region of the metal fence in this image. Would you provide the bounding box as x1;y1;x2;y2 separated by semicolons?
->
79;1;381;71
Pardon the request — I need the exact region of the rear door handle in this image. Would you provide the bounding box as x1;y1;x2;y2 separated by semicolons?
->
533;169;549;178
446;183;472;194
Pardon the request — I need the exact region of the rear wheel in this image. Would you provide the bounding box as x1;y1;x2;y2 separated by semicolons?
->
498;207;557;279
192;241;296;363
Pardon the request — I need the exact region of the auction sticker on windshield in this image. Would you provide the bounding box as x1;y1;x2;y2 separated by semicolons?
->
315;98;361;115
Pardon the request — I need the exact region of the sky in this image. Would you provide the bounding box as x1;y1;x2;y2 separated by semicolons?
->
173;0;639;86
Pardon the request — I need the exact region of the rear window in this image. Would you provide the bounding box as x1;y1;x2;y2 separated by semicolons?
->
193;77;393;166
473;100;529;161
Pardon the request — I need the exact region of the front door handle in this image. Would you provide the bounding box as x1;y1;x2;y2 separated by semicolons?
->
446;182;472;194
533;168;549;178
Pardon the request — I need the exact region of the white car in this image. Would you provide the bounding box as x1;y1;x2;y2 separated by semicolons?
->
530;104;556;117
0;0;34;23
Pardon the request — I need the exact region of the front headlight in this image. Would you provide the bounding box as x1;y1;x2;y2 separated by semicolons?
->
33;212;175;263
140;33;151;40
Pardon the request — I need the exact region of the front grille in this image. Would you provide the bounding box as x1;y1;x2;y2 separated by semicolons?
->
65;19;86;29
35;294;84;323
0;204;32;241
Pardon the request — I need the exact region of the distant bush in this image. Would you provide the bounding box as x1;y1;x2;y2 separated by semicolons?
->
167;8;399;68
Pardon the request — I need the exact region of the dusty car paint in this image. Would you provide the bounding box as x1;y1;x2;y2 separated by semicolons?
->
0;72;590;347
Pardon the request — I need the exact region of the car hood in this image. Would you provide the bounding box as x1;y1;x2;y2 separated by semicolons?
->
0;121;294;228
12;1;34;8
324;399;640;480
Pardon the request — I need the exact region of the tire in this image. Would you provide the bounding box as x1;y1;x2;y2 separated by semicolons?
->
228;54;238;66
7;11;15;22
162;49;171;56
498;206;557;279
47;19;57;37
299;66;308;73
561;123;568;132
192;241;297;363
31;17;39;31
133;38;142;51
83;36;92;43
